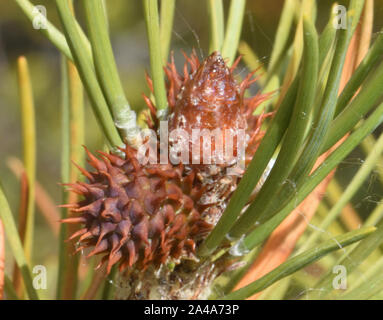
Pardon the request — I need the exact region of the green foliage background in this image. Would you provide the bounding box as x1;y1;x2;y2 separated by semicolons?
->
1;0;383;299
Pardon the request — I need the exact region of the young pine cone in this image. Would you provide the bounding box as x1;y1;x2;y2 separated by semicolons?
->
62;51;271;276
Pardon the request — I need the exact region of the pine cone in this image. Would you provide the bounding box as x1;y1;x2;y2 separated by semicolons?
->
63;51;271;277
62;145;212;273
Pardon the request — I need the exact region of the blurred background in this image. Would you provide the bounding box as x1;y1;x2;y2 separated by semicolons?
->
1;0;383;298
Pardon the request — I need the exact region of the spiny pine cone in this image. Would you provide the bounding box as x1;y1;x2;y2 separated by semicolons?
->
63;51;271;278
62;146;212;273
